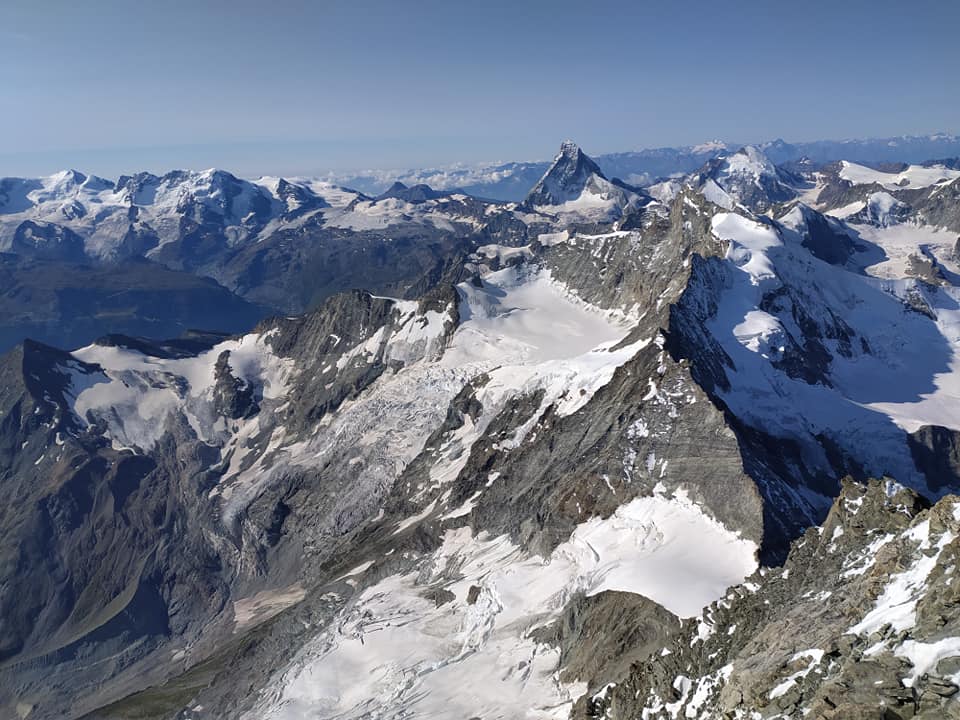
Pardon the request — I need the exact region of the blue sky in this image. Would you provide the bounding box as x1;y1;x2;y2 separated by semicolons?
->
1;0;957;177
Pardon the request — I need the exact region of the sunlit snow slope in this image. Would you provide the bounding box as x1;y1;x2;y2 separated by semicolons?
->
252;492;755;720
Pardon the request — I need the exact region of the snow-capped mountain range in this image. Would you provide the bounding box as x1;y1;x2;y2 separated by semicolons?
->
3;137;960;719
326;133;960;200
2;133;956;271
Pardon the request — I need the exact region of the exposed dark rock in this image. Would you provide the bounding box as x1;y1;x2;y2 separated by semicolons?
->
794;204;859;265
375;182;450;204
212;350;259;420
909;424;960;492
0;255;271;355
11;221;87;262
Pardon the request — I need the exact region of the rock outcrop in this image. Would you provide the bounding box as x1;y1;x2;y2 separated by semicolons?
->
600;480;960;720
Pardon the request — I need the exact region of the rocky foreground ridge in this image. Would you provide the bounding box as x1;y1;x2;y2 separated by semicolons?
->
598;480;960;719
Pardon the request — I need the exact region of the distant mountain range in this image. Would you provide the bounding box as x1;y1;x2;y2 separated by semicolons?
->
1;133;959;356
327;133;960;200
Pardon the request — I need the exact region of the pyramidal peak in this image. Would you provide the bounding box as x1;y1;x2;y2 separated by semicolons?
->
525;140;608;207
554;139;604;176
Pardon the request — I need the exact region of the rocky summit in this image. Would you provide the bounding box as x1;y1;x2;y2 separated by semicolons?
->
3;140;960;720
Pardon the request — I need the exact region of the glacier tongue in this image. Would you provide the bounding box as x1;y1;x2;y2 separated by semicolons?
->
224;261;711;720
250;492;756;720
70;331;294;452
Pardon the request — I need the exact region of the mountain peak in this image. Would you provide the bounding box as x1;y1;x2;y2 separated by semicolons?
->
525;141;607;207
554;140;598;168
693;145;795;211
50;169;87;185
691;140;729;154
730;144;777;170
375;181;447;204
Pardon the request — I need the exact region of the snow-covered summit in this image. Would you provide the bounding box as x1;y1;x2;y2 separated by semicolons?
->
724;145;779;178
691;139;730;154
692;145;798;212
0;167;371;261
0;169;115;213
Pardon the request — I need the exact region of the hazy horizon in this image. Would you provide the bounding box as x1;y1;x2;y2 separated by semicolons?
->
2;0;958;178
5;130;960;181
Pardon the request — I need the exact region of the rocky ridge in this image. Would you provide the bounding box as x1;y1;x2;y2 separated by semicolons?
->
599;479;960;720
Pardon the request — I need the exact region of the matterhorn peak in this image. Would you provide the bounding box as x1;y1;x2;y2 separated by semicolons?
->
525;140;607;208
553;139;601;172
